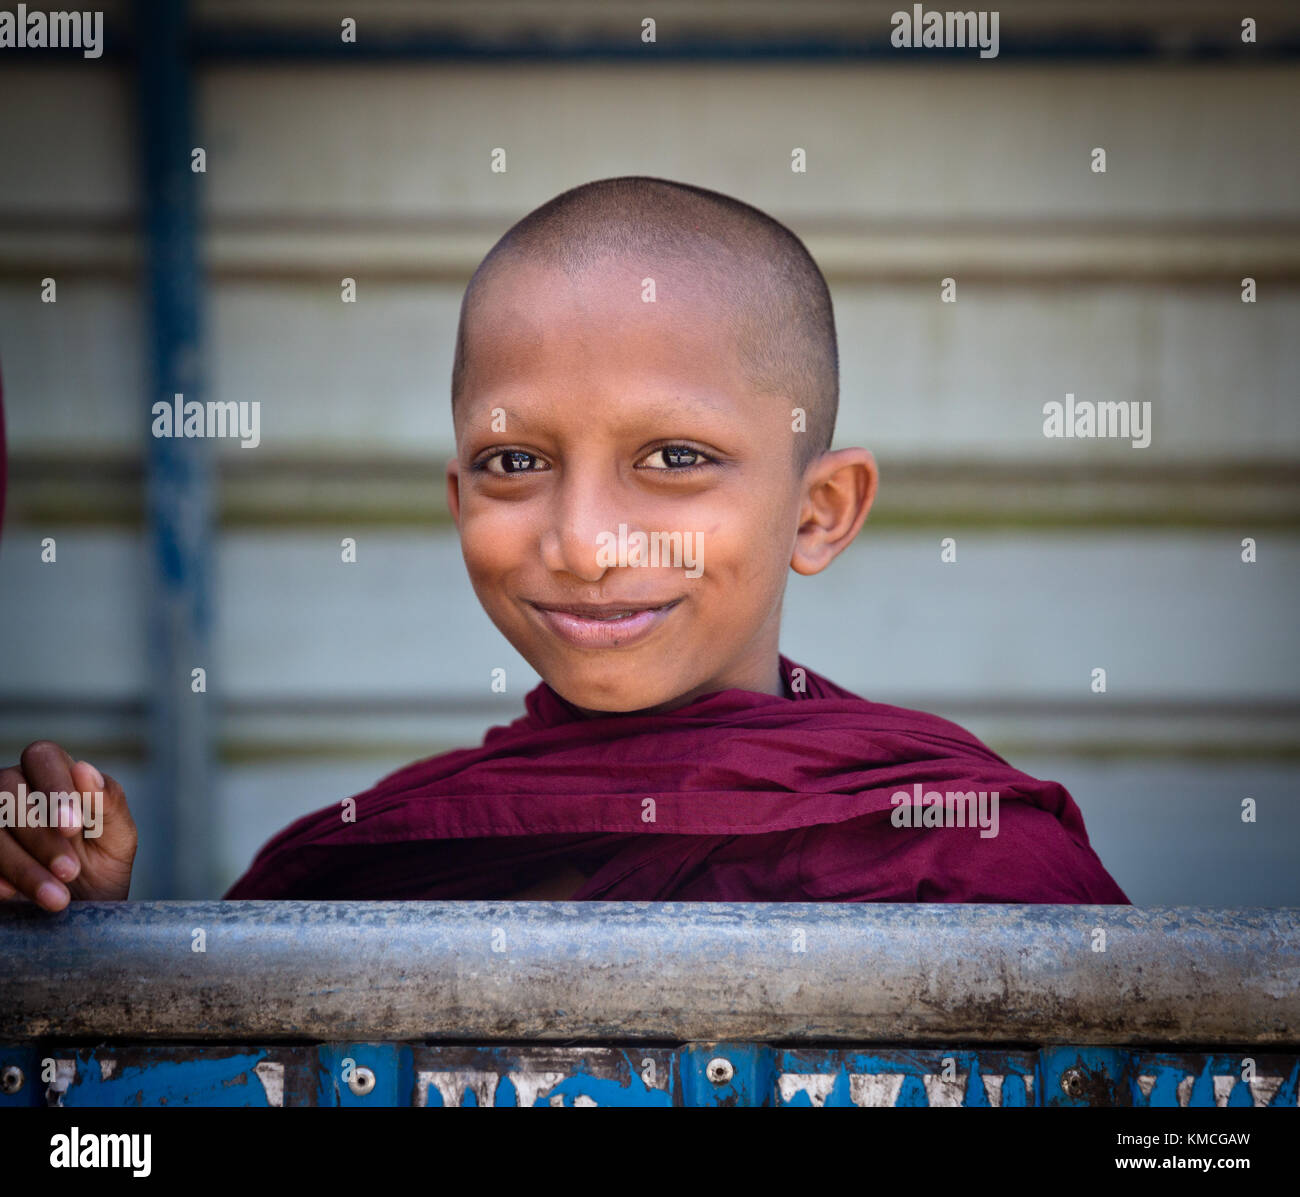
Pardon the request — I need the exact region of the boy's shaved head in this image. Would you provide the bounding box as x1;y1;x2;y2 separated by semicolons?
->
452;176;838;470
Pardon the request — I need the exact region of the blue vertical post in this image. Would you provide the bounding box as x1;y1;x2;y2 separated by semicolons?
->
134;0;216;898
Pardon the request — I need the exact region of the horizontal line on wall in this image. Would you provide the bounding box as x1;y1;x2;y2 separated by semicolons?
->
190;0;1300;34
3;696;1297;765
6;457;1298;530
0;695;515;718
19;31;1300;66
2;220;1300;282
168;0;1300;64
224;739;1300;763
4;694;1297;719
1;735;1294;766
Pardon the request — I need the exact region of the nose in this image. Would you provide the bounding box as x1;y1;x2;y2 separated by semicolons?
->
538;465;619;583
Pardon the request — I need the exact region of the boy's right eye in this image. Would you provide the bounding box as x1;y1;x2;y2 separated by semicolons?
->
476;450;550;475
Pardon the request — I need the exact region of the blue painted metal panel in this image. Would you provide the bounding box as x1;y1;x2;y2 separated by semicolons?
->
1041;1047;1132;1107
679;1043;773;1108
408;1045;676;1107
3;1043;1295;1107
772;1047;1038;1108
1126;1052;1300;1109
1041;1048;1300;1108
0;1046;41;1109
318;1043;415;1107
0;1046;316;1107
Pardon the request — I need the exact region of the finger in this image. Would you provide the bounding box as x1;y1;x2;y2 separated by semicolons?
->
18;742;78;822
0;830;69;911
9;824;81;883
1;761;82;836
0;766;23;803
0;765;82;879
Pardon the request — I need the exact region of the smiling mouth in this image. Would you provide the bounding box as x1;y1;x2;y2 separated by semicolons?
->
526;598;682;647
530;600;679;619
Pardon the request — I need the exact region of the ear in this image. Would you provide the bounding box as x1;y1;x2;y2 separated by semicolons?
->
790;447;877;576
445;458;462;529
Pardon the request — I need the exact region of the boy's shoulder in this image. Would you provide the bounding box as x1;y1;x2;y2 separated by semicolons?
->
785;657;1010;763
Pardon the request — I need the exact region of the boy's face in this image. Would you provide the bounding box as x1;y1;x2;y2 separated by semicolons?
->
447;255;857;714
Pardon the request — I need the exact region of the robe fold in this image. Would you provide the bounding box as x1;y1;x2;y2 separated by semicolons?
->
224;656;1129;903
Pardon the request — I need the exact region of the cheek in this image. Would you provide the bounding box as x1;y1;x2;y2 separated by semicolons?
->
696;492;793;582
457;504;530;585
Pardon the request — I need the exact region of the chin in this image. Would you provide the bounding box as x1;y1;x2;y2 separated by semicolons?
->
542;656;680;714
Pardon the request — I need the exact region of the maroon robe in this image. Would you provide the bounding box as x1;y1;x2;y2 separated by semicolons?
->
225;657;1128;903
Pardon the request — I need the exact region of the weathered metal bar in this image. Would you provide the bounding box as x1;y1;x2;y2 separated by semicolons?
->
134;0;218;899
3;903;1297;1045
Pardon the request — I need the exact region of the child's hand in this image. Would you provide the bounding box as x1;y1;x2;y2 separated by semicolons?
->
0;742;137;910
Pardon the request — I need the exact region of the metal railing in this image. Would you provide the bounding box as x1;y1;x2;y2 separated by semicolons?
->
1;902;1297;1107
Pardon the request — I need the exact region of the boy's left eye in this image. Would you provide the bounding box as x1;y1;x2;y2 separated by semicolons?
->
637;444;712;470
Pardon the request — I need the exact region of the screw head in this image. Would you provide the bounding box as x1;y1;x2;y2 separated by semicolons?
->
0;1065;24;1095
1060;1067;1087;1099
347;1065;377;1097
706;1057;734;1085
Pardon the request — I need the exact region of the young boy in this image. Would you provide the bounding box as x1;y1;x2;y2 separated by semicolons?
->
0;177;1128;907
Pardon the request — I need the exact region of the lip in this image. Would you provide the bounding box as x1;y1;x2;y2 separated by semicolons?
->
526;598;682;649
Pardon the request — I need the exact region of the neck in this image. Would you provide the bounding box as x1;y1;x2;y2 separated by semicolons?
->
568;653;786;719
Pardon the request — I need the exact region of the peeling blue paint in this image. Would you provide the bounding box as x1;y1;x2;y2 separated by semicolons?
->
1;1043;1294;1107
56;1050;280;1107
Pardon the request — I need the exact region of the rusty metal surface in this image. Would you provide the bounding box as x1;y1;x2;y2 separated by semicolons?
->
0;902;1296;1044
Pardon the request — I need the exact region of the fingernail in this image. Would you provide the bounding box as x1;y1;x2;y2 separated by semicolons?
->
51;855;79;882
36;881;67;909
80;761;105;790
